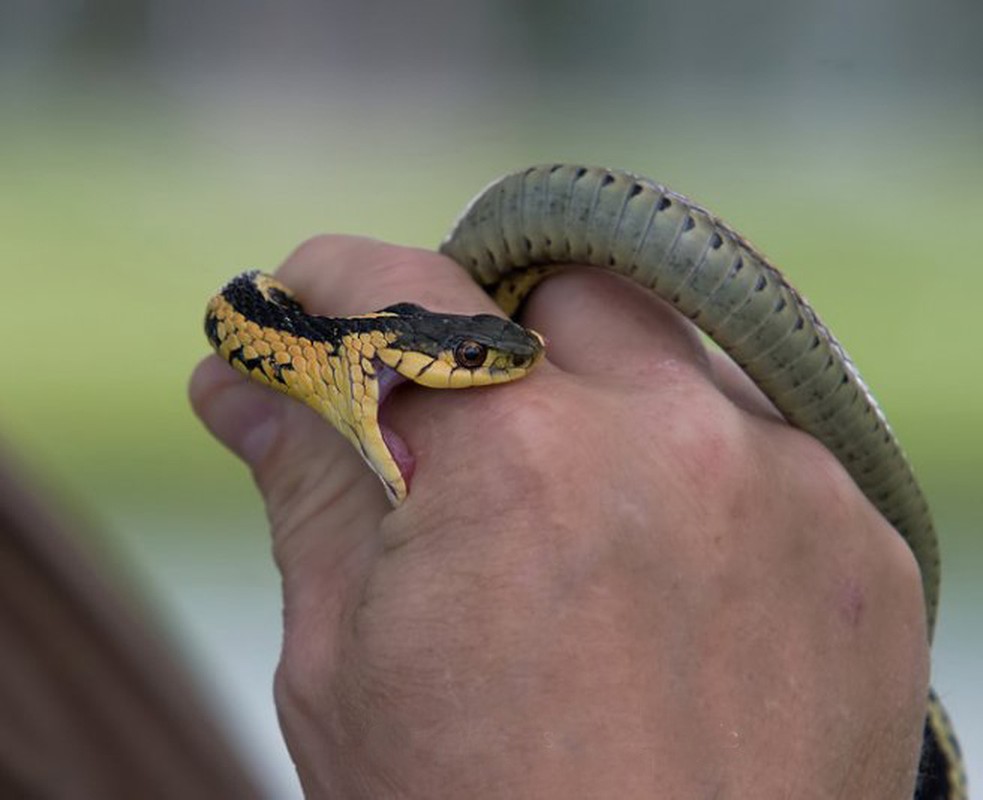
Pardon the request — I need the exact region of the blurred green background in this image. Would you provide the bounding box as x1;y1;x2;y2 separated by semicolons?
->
2;0;980;795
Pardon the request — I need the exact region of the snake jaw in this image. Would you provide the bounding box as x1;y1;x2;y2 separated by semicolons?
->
372;360;414;504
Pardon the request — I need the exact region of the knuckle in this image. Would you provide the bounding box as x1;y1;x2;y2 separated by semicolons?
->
877;517;928;612
483;386;582;500
653;384;750;497
780;428;928;622
430;380;604;530
799;433;859;507
272;651;306;717
779;427;867;531
273;597;352;735
273;631;325;726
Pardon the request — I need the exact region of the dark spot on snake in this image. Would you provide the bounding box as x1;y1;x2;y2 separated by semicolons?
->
657;196;672;211
628;183;644;199
794;315;805;330
754;275;767;292
550;164;564;174
204;314;220;346
710;232;723;249
730;256;744;276
810;336;820;350
268;359;292;385
683;215;695;232
454;340;488;369
774;296;786;313
601;173;615;187
511;353;529;368
574;167;588;181
229;346;265;375
608;254;617;266
523;236;533;252
269;287;302;313
485;249;497;266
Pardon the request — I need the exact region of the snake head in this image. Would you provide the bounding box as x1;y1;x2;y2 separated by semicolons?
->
372;303;545;388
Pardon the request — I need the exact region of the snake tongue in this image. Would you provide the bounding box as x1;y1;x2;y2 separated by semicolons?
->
375;362;415;490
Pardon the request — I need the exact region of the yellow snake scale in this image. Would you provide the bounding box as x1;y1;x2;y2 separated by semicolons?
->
207;164;965;797
438;165;965;799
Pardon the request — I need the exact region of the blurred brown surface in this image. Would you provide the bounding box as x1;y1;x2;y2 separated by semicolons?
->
0;445;263;799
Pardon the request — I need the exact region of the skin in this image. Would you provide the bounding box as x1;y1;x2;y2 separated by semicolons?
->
189;235;929;799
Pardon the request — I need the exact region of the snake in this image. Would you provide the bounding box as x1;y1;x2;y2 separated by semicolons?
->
204;164;965;798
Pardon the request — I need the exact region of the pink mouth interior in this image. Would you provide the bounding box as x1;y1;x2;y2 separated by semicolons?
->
375;361;415;490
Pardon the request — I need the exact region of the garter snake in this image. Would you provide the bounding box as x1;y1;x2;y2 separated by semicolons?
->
204;164;965;799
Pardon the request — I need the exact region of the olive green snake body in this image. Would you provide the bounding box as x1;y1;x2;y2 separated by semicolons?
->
206;164;965;798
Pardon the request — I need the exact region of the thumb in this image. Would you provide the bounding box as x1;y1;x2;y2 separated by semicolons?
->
188;355;388;574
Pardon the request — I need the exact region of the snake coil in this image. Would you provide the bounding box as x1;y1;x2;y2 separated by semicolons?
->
440;165;965;799
207;164;966;798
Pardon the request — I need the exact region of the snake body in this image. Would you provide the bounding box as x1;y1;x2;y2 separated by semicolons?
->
206;164;965;798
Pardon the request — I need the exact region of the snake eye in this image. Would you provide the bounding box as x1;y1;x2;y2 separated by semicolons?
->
454;340;488;368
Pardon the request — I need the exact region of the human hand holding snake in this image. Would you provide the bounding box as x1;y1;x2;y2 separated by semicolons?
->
191;186;943;796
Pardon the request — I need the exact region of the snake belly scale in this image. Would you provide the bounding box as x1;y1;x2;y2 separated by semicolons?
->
204;164;965;799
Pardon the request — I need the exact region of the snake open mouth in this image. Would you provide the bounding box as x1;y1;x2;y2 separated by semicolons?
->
374;359;415;490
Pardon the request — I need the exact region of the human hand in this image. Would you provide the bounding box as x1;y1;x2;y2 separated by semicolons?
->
190;235;929;798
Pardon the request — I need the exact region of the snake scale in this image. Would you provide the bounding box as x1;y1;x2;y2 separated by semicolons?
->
206;164;966;798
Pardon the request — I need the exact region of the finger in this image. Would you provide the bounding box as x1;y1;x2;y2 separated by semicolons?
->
523;267;784;421
191;353;391;697
277;234;502;317
520;268;712;381
189;355;285;467
189;355;388;561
